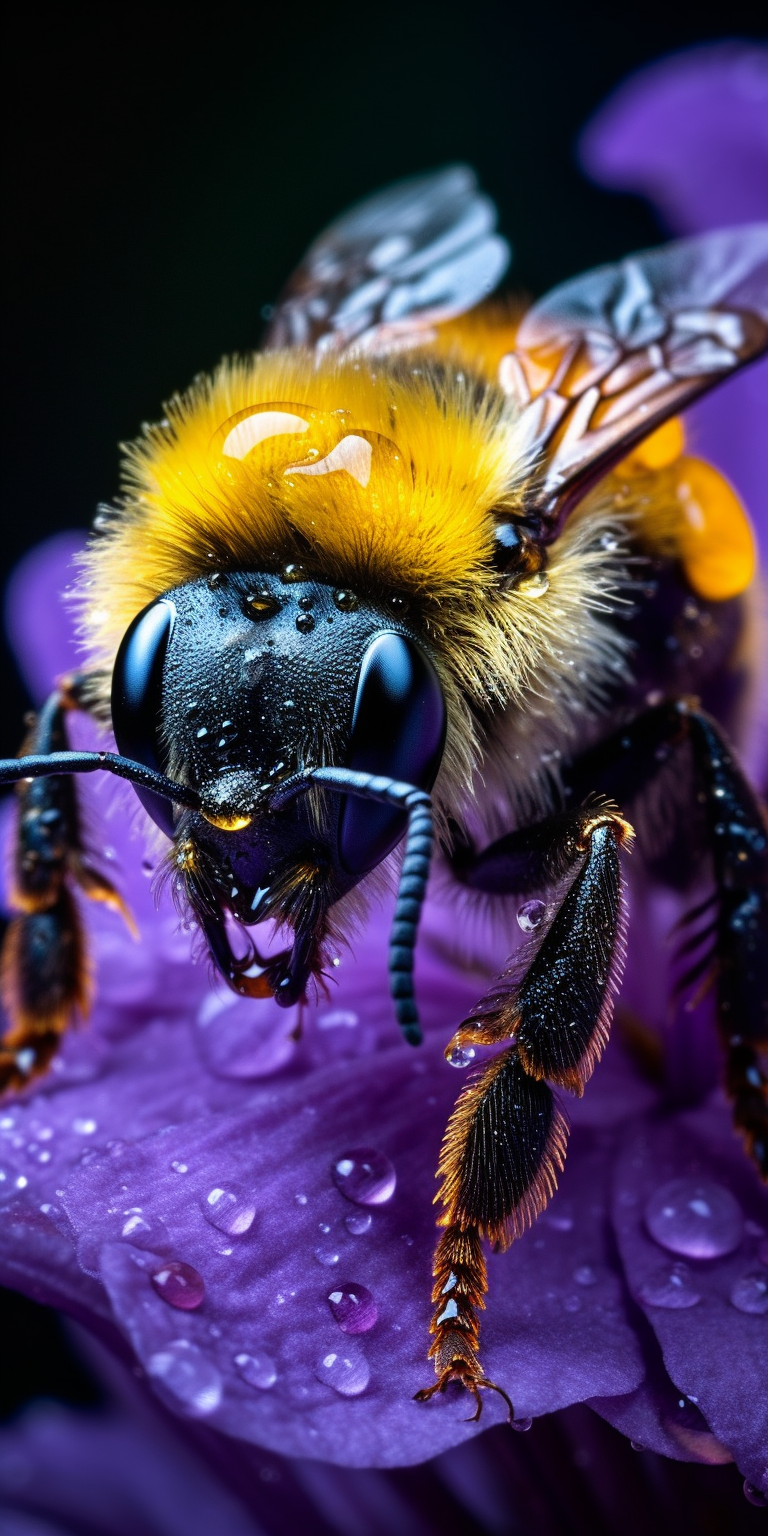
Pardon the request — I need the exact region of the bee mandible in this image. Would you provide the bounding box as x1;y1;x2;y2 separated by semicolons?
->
1;168;767;1417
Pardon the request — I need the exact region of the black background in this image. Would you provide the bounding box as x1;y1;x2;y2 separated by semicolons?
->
2;1;767;1522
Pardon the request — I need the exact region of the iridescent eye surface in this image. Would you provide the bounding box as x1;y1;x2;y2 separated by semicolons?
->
111;598;176;835
338;632;446;876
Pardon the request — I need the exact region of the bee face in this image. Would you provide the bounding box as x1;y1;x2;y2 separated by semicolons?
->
112;565;446;961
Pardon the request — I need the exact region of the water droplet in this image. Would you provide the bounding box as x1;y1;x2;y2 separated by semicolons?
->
315;1345;370;1397
196;726;209;739
171;1161;189;1174
147;1340;222;1416
744;1481;768;1508
235;1351;277;1389
517;898;546;933
446;1044;476;1069
151;1260;205;1310
345;1211;372;1236
72;1117;97;1135
511;1416;533;1433
296;612;315;633
332;1148;396;1207
645;1178;743;1259
314;1243;341;1267
573;1265;597;1287
599;532;619;553
517;571;550;597
203;1186;257;1236
333;589;359;613
295;1193;308;1206
327;1283;378;1334
217;719;238;746
730;1270;768;1315
637;1261;701;1309
121;1211;170;1251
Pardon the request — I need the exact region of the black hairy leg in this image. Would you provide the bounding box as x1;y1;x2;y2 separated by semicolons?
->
453;701;768;1178
684;711;768;1175
416;803;632;1416
0;677;133;1093
560;701;768;1177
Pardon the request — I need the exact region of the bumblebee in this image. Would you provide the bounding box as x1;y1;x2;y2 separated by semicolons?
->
1;168;767;1418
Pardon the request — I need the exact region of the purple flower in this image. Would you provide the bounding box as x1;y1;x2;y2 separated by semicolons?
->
2;42;768;1526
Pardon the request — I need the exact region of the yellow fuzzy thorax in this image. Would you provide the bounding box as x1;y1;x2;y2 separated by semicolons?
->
78;339;756;832
81;350;523;659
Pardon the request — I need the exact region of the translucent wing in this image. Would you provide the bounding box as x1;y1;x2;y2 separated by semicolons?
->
266;166;510;355
500;226;768;536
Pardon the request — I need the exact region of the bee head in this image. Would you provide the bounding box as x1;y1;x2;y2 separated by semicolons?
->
111;566;445;991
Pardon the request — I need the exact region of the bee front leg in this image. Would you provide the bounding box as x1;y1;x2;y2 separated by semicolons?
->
0;676;132;1093
417;804;632;1416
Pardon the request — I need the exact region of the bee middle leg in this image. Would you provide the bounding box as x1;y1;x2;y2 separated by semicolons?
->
0;675;132;1093
417;802;633;1416
563;701;768;1177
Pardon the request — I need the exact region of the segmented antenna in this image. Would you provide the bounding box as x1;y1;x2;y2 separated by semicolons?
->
277;766;434;1044
0;750;200;810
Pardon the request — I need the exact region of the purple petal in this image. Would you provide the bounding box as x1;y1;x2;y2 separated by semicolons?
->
611;1102;768;1490
56;1039;643;1466
579;43;768;234
4;532;85;705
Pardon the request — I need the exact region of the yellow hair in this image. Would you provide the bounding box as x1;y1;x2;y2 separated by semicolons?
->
77;335;754;836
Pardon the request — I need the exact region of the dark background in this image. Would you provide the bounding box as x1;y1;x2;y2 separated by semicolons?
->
1;1;767;1523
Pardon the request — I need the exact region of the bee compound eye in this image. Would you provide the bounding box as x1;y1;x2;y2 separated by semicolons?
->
111;598;177;835
337;632;446;877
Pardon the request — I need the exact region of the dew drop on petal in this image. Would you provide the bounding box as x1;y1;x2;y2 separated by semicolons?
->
744;1481;768;1508
151;1260;205;1310
517;899;546;933
332;1149;396;1207
235;1351;277;1389
327;1283;378;1334
637;1261;702;1309
121;1212;171;1252
573;1265;597;1287
345;1211;372;1235
147;1340;222;1416
446;1044;476;1069
645;1178;744;1259
729;1270;768;1315
203;1185;257;1236
511;1416;533;1433
315;1345;370;1396
314;1243;341;1267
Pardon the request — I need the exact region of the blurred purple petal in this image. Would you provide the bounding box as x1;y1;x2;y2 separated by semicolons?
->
580;43;768;234
4;532;85;705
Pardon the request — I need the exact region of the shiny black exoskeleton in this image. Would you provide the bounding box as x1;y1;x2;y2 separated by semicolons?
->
111;566;446;1005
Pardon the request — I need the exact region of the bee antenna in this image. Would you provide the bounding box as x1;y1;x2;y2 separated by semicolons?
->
280;767;433;1046
0;749;201;811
